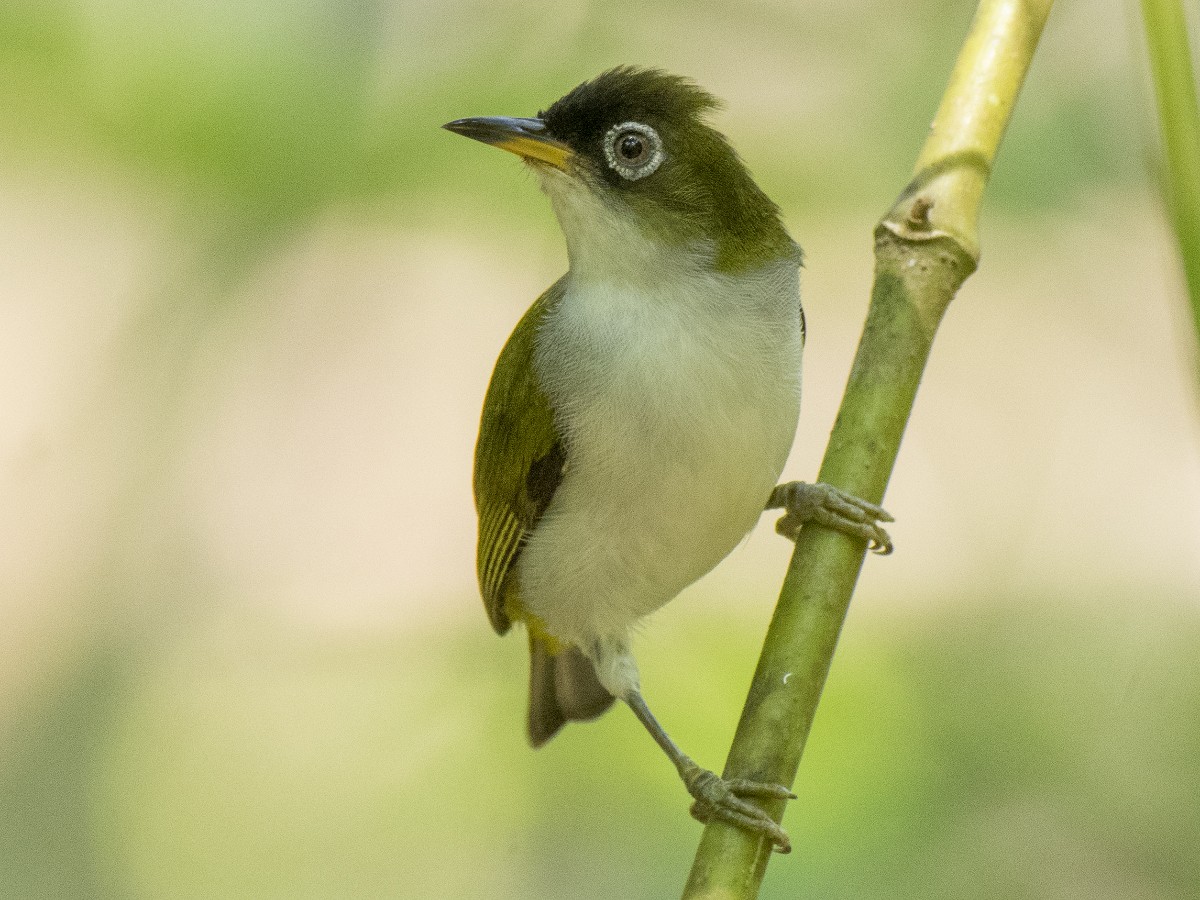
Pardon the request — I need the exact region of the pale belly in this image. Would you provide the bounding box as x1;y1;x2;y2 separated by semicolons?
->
517;396;796;647
516;272;803;648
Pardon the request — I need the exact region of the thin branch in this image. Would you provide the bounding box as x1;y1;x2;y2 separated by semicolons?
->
682;2;1055;896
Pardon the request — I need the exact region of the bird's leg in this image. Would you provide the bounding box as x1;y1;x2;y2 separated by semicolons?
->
624;689;794;854
586;637;794;853
767;481;894;554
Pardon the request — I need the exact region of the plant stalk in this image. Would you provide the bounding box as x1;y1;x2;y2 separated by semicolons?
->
1140;0;1200;374
682;2;1055;896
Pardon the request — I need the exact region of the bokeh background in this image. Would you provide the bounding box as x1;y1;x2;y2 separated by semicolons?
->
3;0;1199;897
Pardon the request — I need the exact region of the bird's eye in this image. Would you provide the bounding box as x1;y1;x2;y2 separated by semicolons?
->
603;121;664;181
619;134;645;161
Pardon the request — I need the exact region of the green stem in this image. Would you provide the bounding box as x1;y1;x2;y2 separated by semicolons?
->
682;2;1054;897
1140;0;1200;373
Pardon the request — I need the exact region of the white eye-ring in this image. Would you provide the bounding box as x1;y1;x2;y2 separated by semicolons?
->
603;121;665;181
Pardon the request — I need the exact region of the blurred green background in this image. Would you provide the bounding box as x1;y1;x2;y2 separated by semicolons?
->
2;0;1199;897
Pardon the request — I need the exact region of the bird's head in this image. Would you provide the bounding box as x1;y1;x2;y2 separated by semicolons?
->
444;67;797;273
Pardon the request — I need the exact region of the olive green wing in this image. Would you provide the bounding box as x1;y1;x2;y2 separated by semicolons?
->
474;279;567;635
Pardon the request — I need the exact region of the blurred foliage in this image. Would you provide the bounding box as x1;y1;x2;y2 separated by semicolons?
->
0;0;1144;227
4;597;1197;898
0;1;1192;898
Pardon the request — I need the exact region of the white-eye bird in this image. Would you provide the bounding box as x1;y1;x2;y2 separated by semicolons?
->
446;67;892;853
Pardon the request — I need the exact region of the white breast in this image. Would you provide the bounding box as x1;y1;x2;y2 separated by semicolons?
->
517;247;803;649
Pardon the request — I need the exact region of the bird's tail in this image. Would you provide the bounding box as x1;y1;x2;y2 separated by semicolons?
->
527;635;615;747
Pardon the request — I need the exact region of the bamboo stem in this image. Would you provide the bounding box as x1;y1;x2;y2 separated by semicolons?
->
1140;0;1200;376
682;2;1055;897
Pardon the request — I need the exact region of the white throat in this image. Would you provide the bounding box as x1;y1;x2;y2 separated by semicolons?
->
537;167;695;284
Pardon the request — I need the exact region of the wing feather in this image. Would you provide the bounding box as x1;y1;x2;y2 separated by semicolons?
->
473;280;567;634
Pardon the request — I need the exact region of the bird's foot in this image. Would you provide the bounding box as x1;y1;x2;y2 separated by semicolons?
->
682;762;794;854
769;481;894;554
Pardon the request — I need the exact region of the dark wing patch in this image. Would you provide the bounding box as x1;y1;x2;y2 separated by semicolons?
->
525;443;566;513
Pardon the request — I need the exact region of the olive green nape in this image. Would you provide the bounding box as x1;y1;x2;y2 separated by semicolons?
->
473;279;567;635
541;66;800;273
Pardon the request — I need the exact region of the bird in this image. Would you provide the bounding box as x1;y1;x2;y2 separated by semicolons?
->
444;67;892;854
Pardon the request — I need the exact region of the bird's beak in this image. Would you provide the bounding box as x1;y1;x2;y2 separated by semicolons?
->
443;116;573;171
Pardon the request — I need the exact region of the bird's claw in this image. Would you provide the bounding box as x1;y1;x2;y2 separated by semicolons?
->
770;481;894;555
683;764;795;854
